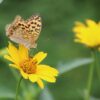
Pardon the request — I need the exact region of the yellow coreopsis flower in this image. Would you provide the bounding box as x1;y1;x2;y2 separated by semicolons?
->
73;19;100;48
4;42;59;89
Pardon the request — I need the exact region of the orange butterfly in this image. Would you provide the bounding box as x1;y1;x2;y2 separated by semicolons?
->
6;15;42;48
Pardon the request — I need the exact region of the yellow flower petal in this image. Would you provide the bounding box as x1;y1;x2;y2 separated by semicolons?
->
86;19;97;27
37;65;59;76
37;79;44;89
7;42;20;65
18;44;29;62
37;71;56;83
39;74;56;83
29;74;38;83
73;19;100;48
4;42;58;89
36;65;58;82
9;64;19;69
75;21;85;27
33;52;47;64
4;55;14;63
20;70;28;79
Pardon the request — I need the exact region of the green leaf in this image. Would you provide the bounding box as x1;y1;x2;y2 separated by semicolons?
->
58;58;93;75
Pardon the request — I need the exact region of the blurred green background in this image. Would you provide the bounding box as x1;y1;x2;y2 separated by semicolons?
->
0;0;100;100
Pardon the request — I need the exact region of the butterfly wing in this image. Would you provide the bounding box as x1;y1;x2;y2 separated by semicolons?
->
6;15;32;48
26;15;42;41
6;15;42;49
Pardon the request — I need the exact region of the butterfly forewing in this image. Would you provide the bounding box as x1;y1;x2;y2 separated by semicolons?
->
26;15;42;40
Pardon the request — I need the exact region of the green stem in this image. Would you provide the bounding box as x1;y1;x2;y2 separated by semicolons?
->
85;50;95;100
94;51;100;81
15;76;23;100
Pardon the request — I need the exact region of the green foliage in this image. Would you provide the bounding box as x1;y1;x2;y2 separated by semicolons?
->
58;58;93;75
0;0;100;100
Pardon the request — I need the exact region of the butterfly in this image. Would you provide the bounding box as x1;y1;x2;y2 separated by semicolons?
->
6;15;42;48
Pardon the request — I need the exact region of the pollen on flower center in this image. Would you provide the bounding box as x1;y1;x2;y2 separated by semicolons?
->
20;58;37;74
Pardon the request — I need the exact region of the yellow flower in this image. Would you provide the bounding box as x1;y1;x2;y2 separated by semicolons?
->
4;42;59;89
73;19;100;48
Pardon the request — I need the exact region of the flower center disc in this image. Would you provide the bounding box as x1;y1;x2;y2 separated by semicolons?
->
20;58;37;74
